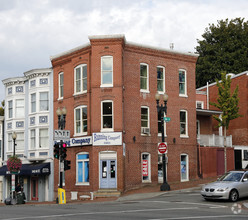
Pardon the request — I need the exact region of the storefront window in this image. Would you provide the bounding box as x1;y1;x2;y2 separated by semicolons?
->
142;153;150;182
180;154;189;181
77;153;89;184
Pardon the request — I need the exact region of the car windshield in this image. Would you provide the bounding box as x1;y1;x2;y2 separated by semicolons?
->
218;172;243;182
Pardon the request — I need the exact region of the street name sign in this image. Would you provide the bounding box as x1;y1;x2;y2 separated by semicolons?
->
163;117;171;122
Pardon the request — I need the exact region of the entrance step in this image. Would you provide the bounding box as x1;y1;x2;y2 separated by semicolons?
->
94;189;121;198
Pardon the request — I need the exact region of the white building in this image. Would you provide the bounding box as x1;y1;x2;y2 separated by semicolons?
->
0;116;4;203
0;68;54;202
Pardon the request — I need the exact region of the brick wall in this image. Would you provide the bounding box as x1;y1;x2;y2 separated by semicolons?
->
52;35;199;199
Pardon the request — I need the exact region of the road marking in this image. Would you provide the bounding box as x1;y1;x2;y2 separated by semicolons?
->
1;207;198;220
136;200;227;208
149;215;248;220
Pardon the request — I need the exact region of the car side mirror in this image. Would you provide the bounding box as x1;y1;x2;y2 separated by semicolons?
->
243;178;248;182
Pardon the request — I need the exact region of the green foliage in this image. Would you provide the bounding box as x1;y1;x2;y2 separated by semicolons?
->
196;18;248;88
210;72;242;129
0;100;4;116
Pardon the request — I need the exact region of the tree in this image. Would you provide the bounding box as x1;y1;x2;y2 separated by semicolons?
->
196;18;248;88
0;100;4;116
210;72;242;173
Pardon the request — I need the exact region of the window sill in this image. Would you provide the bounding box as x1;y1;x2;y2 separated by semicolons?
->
73;133;88;137
140;90;150;93
179;94;188;98
180;179;189;182
141;133;151;136
100;85;113;88
73;91;87;97
57;97;63;101
100;129;114;133
180;135;189;138
75;182;90;186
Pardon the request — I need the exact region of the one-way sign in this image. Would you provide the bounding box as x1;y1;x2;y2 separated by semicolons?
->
54;130;70;140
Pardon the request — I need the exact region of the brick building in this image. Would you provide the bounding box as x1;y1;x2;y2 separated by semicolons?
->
197;71;248;170
51;34;199;200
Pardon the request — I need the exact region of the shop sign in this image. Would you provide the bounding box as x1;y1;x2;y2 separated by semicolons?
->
54;136;92;147
93;132;122;146
142;160;148;177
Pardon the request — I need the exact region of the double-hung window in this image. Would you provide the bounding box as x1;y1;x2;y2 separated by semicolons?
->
74;106;87;135
140;63;149;92
101;101;113;130
141;106;150;134
101;56;113;87
16;99;24;118
31;93;36;113
179;69;187;96
74;64;87;94
16;132;24;151
59;72;64;99
39;128;48;148
180;110;188;137
8;100;13;119
30;129;36;150
77;153;89;185
40;92;49;111
157;66;165;93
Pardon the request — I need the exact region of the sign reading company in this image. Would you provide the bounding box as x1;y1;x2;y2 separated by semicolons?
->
54;136;92;147
93;132;122;146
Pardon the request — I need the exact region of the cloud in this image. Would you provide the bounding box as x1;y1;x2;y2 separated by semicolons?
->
0;0;248;101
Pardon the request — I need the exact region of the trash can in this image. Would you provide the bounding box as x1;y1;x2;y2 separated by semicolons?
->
16;192;26;204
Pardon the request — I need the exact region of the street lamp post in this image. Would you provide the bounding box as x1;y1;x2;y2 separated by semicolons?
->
56;107;67;189
155;92;170;191
12;132;17;156
11;132;17;203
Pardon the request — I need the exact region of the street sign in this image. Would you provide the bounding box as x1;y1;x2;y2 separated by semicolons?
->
158;142;167;154
163;117;171;122
54;130;70;140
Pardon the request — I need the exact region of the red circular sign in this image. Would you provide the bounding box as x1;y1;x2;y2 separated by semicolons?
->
158;142;167;154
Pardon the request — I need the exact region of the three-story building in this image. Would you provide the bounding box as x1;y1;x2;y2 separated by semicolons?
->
51;34;198;200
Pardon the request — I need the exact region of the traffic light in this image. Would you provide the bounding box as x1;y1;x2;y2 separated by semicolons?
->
54;143;60;160
64;160;71;171
60;142;67;160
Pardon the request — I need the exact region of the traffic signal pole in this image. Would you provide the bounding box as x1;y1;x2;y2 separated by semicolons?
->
59;140;64;189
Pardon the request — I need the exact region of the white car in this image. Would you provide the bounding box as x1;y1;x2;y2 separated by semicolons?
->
201;170;248;202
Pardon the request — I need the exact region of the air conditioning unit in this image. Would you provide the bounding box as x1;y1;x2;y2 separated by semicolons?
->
141;127;150;134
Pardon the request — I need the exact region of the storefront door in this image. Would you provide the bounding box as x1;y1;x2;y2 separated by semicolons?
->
100;160;116;188
31;177;38;201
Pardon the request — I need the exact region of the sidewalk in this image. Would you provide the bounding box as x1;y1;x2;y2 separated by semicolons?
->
2;177;217;206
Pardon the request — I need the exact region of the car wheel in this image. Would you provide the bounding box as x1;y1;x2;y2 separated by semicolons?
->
229;189;239;202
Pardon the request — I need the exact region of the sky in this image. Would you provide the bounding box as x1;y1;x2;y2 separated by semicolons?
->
0;0;247;102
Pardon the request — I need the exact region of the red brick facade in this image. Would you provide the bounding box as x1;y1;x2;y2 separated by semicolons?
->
51;35;199;200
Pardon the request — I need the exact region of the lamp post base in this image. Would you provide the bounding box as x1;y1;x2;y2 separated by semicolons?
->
160;182;171;191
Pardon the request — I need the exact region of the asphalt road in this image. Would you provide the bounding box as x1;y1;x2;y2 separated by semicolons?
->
0;189;248;220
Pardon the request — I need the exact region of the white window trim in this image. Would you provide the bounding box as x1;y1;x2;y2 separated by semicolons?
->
101;56;113;88
140;63;149;93
180;110;189;138
15;99;25;118
8;100;13;119
58;72;64;100
39;91;49;112
76;152;90;186
157;66;165;94
39;128;49;149
101;100;114;132
74;64;87;95
74;105;88;136
30;129;36;150
141;152;151;183
179;69;187;97
141;106;150;128
30;93;36;114
180;154;189;182
196;101;204;109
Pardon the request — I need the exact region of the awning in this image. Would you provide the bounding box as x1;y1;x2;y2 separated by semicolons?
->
0;163;50;176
